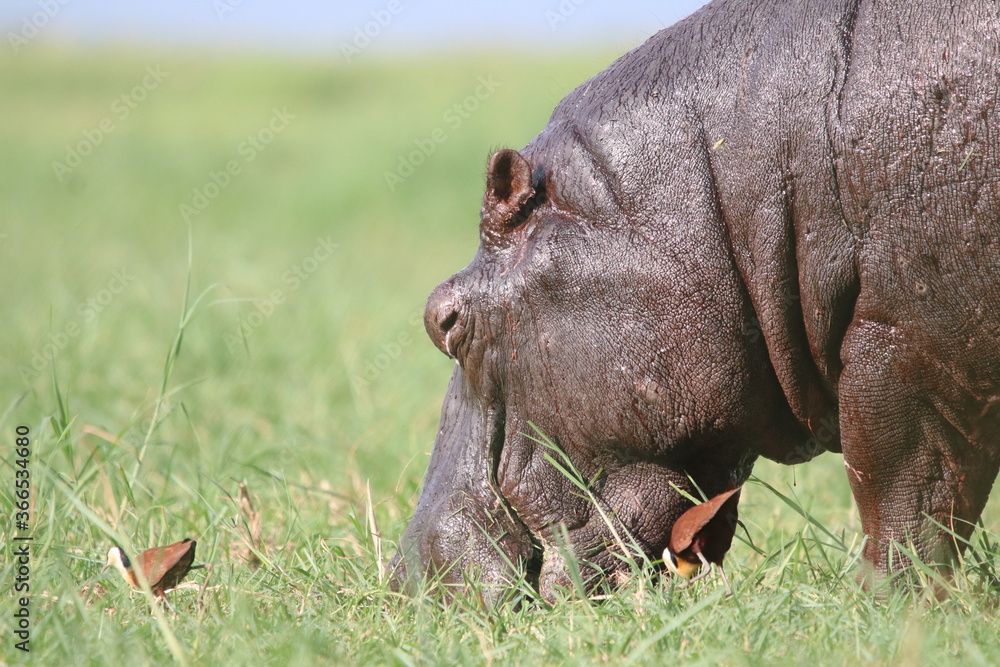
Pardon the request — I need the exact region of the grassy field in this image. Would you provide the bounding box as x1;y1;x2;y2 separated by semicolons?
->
1;47;998;665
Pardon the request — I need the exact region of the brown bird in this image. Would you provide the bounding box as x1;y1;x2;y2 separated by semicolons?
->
104;539;198;597
663;487;741;595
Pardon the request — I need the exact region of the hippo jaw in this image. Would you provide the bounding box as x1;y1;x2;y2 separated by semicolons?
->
389;360;749;604
389;367;539;604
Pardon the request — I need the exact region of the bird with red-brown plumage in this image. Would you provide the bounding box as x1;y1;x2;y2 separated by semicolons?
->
104;539;198;597
663;488;741;595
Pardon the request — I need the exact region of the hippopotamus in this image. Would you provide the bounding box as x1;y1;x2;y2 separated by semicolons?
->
390;0;1000;603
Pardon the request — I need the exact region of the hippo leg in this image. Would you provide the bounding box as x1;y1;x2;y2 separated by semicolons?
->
839;320;1000;584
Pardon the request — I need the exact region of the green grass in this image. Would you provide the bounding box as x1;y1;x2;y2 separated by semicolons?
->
1;47;998;665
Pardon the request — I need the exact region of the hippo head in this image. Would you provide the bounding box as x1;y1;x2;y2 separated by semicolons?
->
389;140;794;604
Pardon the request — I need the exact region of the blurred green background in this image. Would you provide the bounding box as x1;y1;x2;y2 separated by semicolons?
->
1;48;626;498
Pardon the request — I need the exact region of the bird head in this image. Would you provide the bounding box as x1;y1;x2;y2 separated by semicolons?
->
663;548;703;580
104;546;131;576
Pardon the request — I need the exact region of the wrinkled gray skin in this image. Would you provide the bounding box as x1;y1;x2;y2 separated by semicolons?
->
391;0;1000;603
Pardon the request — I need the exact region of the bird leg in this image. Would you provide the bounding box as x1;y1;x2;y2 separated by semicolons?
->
719;567;733;597
689;553;713;583
691;552;733;596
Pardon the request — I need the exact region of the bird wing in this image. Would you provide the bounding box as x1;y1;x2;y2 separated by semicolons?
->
669;487;741;553
139;539;196;589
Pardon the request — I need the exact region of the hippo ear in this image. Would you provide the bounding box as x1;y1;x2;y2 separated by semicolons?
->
483;149;535;229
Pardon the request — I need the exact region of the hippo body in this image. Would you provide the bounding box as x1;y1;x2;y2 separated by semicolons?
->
392;0;1000;602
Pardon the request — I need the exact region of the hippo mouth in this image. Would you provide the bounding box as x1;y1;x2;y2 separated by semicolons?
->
389;367;539;603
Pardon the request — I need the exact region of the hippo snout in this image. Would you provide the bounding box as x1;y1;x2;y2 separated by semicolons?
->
425;282;465;359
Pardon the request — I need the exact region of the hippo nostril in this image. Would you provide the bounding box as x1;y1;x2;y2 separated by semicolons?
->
425;288;467;359
439;309;459;333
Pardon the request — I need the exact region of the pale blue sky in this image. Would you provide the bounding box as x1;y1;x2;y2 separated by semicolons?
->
2;1;711;56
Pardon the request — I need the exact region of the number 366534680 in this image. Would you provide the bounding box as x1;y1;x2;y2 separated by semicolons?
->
14;425;30;519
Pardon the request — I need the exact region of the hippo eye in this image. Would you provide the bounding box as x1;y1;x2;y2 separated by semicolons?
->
481;148;543;235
